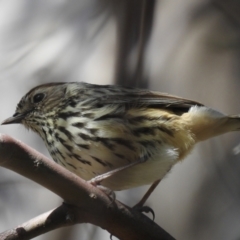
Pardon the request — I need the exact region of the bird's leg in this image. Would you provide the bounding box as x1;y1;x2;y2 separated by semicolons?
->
89;155;148;185
89;161;141;185
132;179;161;220
88;155;148;200
134;179;161;208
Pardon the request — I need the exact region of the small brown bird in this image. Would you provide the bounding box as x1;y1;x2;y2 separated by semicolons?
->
2;82;240;205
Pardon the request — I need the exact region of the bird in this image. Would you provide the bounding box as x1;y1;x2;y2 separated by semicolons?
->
2;82;240;205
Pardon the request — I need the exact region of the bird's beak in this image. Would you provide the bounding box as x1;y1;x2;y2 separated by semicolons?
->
1;112;27;125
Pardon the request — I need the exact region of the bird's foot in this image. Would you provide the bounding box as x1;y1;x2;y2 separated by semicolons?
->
88;178;116;202
133;205;155;221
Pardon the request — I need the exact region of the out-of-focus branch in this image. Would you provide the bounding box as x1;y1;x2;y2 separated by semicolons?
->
114;0;155;88
0;134;175;240
0;205;77;240
212;0;240;26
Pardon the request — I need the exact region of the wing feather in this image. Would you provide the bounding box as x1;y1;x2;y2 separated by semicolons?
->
94;89;204;113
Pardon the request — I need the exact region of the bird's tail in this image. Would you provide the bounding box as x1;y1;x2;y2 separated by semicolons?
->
197;115;240;141
182;107;240;142
224;115;240;132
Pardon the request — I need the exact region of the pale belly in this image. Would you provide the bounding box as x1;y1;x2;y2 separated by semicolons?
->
49;140;179;191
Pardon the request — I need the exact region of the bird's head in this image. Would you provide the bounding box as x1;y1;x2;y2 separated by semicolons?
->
1;83;68;132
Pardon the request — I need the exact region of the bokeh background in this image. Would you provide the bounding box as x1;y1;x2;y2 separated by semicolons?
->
0;0;240;239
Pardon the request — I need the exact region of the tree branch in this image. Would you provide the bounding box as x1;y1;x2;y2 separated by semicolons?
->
0;134;175;240
0;205;76;240
114;0;155;88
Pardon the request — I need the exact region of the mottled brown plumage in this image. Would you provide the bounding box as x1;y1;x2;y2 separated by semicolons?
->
2;82;240;195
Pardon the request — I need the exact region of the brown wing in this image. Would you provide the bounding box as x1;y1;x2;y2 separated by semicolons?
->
95;89;204;113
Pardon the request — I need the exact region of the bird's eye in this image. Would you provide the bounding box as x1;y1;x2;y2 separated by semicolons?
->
33;93;45;103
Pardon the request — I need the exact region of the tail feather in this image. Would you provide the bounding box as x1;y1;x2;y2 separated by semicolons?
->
225;115;240;132
183;106;240;141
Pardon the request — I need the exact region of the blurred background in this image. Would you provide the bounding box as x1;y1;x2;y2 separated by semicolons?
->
0;0;240;239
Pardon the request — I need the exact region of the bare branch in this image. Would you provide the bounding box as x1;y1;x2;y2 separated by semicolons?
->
0;205;76;240
212;0;240;27
0;134;175;240
114;0;155;88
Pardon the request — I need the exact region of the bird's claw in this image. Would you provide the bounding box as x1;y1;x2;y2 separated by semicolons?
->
88;179;116;203
133;205;155;221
